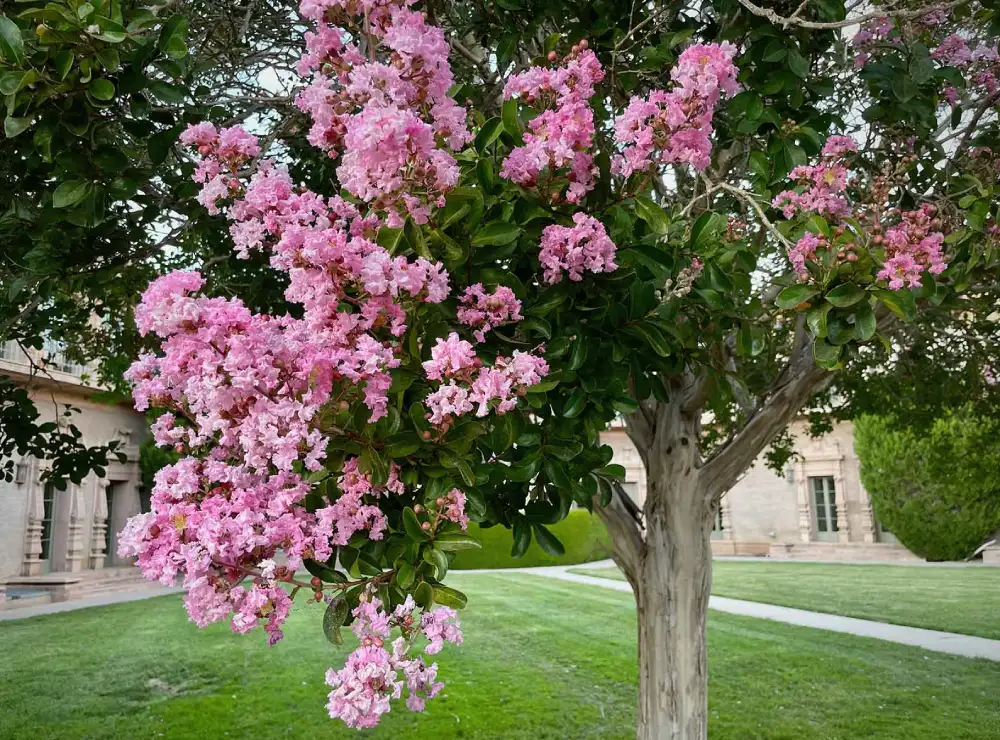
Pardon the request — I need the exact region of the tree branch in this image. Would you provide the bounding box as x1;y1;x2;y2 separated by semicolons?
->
594;482;645;582
735;0;963;30
701;359;832;501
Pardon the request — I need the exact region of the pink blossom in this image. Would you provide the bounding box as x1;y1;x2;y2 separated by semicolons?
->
876;205;948;289
422;333;478;380
457;284;523;341
538;213;618;283
788;232;823;278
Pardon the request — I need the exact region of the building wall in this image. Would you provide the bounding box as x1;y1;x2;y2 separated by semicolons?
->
600;419;911;559
1;347;147;579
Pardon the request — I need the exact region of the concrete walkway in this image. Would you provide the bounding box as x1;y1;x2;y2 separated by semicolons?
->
4;562;1000;664
0;585;183;621
511;562;1000;662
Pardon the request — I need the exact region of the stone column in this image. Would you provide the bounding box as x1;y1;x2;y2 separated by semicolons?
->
719;495;733;540
21;462;46;576
64;483;86;572
832;457;850;544
794;458;812;543
983;529;1000;566
90;480;109;570
857;480;877;544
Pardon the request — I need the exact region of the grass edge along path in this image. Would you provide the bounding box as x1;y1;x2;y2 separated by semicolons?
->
567;560;1000;640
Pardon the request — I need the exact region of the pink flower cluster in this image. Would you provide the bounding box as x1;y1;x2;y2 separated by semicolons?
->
772;136;857;220
932;34;1000;97
326;594;462;727
294;0;470;225
423;334;549;425
611;42;739;177
457;284;523;342
876;204;948;289
787;232;823;279
500;46;605;203
851;16;894;69
316;458;405;547
538;213;618;284
179;123;262;214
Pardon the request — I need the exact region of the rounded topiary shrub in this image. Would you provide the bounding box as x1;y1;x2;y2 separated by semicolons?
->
855;411;1000;561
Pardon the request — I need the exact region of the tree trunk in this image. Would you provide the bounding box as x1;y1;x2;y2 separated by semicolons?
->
633;442;714;740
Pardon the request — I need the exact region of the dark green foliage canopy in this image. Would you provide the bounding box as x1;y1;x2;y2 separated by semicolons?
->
856;411;1000;561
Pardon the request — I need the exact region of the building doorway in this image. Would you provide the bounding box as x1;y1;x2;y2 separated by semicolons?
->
810;476;839;542
38;483;57;573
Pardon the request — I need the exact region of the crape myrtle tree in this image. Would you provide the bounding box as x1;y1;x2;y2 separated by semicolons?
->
110;0;1000;738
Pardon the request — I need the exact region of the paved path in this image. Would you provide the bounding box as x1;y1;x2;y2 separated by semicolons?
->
5;562;1000;664
0;585;183;621
507;563;1000;662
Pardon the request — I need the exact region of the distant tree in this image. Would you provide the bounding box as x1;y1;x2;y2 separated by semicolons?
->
856;411;1000;561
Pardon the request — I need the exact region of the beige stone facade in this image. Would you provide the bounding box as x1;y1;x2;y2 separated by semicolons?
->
601;419;923;562
0;342;148;583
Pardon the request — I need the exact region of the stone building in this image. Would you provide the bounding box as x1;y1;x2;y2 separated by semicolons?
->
601;419;922;562
0;341;149;604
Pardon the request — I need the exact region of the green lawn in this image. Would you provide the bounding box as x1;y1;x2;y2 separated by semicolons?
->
569;561;1000;639
1;574;999;739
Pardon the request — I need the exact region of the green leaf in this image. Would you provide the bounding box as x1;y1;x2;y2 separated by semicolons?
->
806;303;832;339
629;323;671;357
762;39;786;62
0;16;24;66
812;339;842;369
4;115;31;138
396;561;416;589
95;48;119;72
434;532;482;552
892;76;919;103
52;180;91;208
323;597;349;645
414;581;434;608
89;17;128;43
825;283;866;308
404;218;432;259
547;441;583;461
598;464;626;480
158;14;189;60
510;519;531;557
775;284;820;309
0;70;34;96
690;211;724;249
403;507;430;541
502;97;522;143
872;288;916;322
304;558;347;584
855;301;876;341
787;49;810;78
634;195;669;235
568;336;589;370
472;221;521;246
532;524;565;556
431;584;468;609
89;78;116;100
474;116;503;152
53;50;74;80
424;548;449;580
562;389;587;418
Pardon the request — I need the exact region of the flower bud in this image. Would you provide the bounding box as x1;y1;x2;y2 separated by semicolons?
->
310;576;322;588
421;521;431;531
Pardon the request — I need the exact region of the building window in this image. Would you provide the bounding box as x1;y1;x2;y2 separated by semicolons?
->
104;484;115;559
39;483;56;562
810;476;839;540
711;506;724;540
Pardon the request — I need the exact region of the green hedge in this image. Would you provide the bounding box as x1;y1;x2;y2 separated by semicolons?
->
451;510;611;569
855;411;1000;561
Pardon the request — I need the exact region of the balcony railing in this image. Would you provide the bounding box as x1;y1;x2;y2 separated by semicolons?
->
0;340;88;378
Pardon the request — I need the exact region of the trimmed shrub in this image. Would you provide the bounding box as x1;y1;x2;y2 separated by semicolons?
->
451;509;611;569
855;411;1000;561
